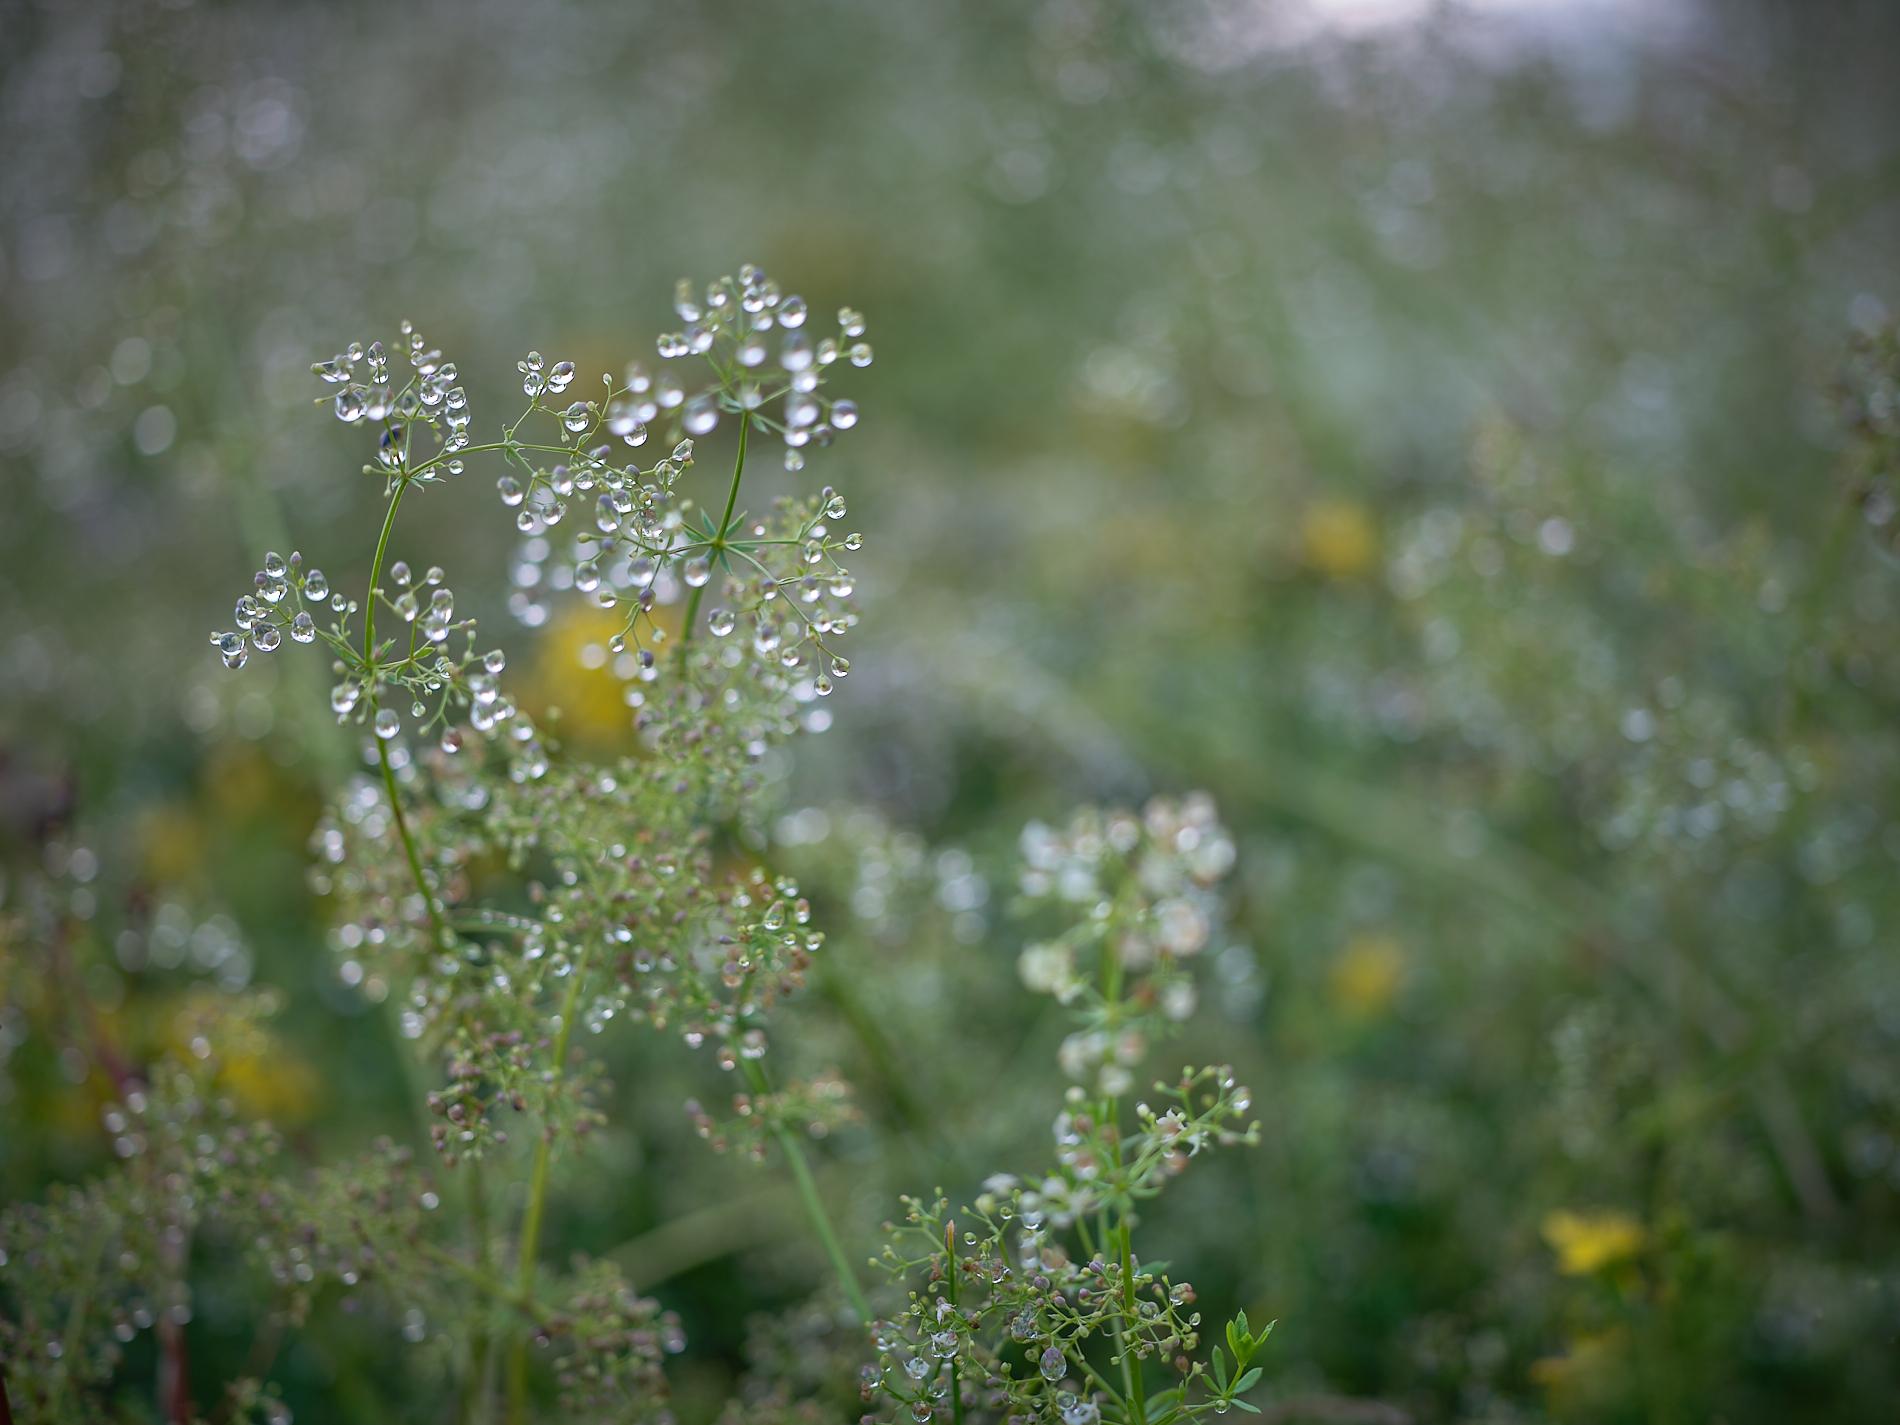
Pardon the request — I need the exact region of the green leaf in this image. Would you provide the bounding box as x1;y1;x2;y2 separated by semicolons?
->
1211;1347;1228;1392
1232;1368;1262;1395
1231;1402;1261;1414
1139;1388;1186;1425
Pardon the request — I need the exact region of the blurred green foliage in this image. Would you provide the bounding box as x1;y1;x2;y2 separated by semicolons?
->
4;0;1900;1421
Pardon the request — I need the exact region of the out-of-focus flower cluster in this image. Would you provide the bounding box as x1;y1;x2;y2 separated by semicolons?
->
0;1010;283;1415
506;267;868;734
862;795;1266;1425
651;265;872;470
1016;795;1238;1094
1838;316;1900;559
686;1067;858;1162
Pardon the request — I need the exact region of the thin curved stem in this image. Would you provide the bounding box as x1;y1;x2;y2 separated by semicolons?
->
505;950;594;1421
739;1055;872;1322
944;1220;968;1425
1119;1221;1147;1424
362;476;487;1416
361;480;452;956
375;741;450;951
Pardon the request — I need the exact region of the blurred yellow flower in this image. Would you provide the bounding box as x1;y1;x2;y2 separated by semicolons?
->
1329;933;1404;1018
168;990;319;1124
220;1046;320;1122
1300;499;1378;580
1529;1327;1627;1396
206;745;279;818
1542;1208;1645;1275
137;803;207;885
520;604;640;747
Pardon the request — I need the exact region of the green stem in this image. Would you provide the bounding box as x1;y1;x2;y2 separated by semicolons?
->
362;476;494;1414
818;964;932;1135
1097;884;1146;1424
505;957;593;1421
465;1165;493;1425
416;1243;546;1319
680;418;749;645
1120;1221;1147;1425
362;478;451;956
362;478;405;661
1075;1357;1128;1412
739;1055;872;1322
944;1221;968;1425
376;739;450;951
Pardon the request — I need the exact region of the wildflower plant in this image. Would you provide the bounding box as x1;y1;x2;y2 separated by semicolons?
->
862;798;1268;1425
2;267;1273;1425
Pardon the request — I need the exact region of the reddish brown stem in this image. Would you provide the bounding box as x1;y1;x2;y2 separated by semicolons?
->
158;1320;192;1424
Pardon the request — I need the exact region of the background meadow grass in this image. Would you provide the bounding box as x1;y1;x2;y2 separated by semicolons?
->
4;1;1900;1420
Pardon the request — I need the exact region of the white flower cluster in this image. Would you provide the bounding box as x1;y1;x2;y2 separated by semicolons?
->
1016;794;1238;1079
314;324;471;464
208;549;338;669
648;263;871;471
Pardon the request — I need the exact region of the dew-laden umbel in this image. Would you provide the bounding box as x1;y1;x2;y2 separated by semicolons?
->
194;266;877;1421
1;269;1268;1425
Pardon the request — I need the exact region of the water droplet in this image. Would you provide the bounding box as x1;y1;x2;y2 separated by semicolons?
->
682;394;720;436
374;708;401;739
674;278;703;322
708;608;736;637
605;397;647;442
212;631;247;670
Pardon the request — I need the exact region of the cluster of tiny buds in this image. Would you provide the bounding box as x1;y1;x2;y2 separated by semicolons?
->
1019;794;1236;904
313;323;470;456
648;262;870;470
209;550;345;669
495;432;695;539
